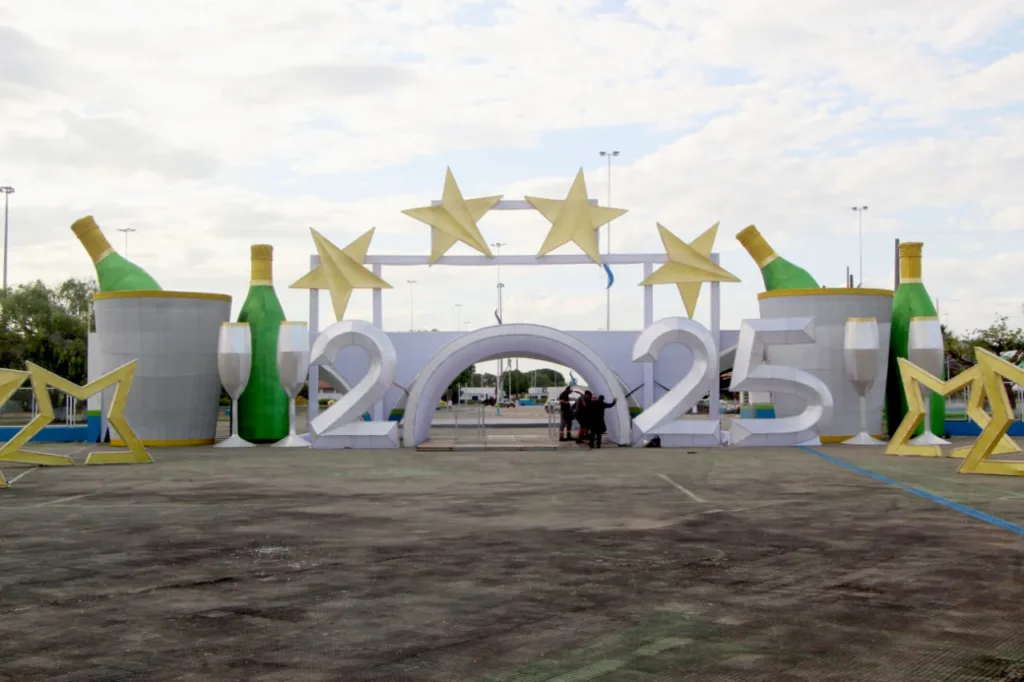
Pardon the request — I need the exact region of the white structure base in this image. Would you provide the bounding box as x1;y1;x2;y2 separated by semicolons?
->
842;431;886;446
647;420;721;448
312;421;400;449
272;434;311;448
729;419;821;448
909;431;951;446
215;434;255;448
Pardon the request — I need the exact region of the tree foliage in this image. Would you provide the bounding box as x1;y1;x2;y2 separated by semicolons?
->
446;364;476;400
945;315;1024;376
0;278;97;384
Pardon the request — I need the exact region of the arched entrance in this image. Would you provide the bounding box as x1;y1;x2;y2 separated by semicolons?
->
403;325;632;448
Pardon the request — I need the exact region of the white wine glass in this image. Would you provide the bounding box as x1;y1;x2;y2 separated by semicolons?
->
908;316;951;446
215;322;255;448
272;321;311;448
842;317;884;445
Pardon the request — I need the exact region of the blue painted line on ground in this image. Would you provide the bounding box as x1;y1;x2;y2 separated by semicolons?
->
798;446;1024;538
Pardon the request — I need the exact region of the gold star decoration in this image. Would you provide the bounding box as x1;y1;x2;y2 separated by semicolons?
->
401;168;503;264
886;348;1024;476
527;168;627;265
290;227;392;321
639;222;741;318
0;361;151;485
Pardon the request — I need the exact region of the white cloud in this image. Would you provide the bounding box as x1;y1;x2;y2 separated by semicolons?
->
1;0;1022;347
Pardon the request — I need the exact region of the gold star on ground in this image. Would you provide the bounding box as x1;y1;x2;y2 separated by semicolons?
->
527;168;627;265
0;361;150;471
291;227;392;321
640;222;740;318
401;168;502;264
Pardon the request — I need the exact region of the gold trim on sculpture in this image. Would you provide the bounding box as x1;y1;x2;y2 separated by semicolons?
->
93;291;232;302
758;288;893;300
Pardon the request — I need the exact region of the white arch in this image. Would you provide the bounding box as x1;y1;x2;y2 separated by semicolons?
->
403;324;632;447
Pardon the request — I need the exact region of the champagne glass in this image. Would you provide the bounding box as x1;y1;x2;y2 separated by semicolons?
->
215;322;255;448
842;317;884;445
272;321;310;448
908;316;951;446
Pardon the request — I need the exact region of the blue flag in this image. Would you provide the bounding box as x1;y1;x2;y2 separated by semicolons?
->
494;308;503;325
603;263;614;289
569;371;578;386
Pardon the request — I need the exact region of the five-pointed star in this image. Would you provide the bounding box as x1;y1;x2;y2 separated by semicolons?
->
401;168;503;264
640;222;740;318
526;168;628;265
290;227;392;321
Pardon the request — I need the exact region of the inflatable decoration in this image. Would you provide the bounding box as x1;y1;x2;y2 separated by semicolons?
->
72;216;161;291
842;317;885;445
0;360;152;487
215;322;254;448
887;348;1023;476
886;242;945;438
237;245;289;443
273;322;311;448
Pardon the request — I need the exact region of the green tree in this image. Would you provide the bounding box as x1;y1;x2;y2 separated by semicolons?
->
946;315;1024;374
0;278;97;384
446;364;476;401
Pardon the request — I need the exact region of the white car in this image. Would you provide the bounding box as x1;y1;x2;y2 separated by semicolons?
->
545;396;576;414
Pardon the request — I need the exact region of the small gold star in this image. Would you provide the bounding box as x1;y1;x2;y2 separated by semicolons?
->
401;168;502;264
640;222;740;318
527;168;627;265
290;227;392;321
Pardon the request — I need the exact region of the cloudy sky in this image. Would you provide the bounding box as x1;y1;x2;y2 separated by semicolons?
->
3;0;1023;343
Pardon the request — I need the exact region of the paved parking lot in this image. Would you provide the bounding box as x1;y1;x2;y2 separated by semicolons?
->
0;443;1022;681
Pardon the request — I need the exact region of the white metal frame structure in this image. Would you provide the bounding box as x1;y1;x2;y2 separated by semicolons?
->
305;199;723;431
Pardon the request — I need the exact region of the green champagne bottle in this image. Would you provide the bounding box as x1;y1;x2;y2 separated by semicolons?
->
885;242;945;438
237;245;290;443
736;225;819;290
71;216;162;292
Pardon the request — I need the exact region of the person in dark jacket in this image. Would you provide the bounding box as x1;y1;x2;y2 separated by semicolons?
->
574;391;592;444
587;395;617;449
557;386;580;441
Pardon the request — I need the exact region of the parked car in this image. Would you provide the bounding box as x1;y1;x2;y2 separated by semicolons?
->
545;396;576;414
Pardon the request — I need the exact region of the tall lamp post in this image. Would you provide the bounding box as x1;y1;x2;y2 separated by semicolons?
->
117;227;137;256
406;280;417;331
599;150;619;330
852;206;868;287
0;185;14;292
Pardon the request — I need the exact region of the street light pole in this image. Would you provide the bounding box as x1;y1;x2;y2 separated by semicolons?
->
599;150;619;330
406;280;417;331
852;206;868;287
117;227;137;256
491;242;506;410
0;186;14;292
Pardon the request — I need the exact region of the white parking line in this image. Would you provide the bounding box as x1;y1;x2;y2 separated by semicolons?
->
6;467;38;485
657;473;707;503
34;493;99;507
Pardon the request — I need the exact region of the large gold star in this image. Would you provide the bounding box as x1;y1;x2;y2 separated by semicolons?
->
640;222;740;318
0;360;151;473
290;227;392;321
401;168;502;264
527;168;627;265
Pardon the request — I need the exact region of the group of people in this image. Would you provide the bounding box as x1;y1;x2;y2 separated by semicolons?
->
557;386;616;449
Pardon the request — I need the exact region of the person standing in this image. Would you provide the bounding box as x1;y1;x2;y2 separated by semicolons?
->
557;386;579;442
587;395;617;449
574;391;592;445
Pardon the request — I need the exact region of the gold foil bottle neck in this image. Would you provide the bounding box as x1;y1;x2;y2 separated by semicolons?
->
899;242;923;282
735;225;778;268
71;216;115;264
250;244;274;285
